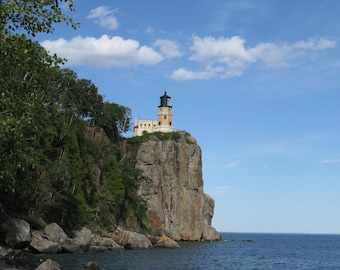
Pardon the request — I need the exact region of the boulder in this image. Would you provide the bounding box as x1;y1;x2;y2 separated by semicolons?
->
44;223;69;244
60;238;79;253
89;234;122;252
118;229;152;249
30;231;59;253
73;227;93;251
35;259;63;270
84;261;101;270
44;223;79;253
2;218;31;249
0;246;13;258
155;235;180;248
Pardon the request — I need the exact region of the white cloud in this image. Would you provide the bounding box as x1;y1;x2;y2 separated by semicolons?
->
190;35;255;65
153;39;182;59
171;35;336;81
41;35;164;67
145;27;155;33
171;68;216;81
320;159;340;164
249;43;291;68
225;162;239;168
292;38;336;50
87;6;118;30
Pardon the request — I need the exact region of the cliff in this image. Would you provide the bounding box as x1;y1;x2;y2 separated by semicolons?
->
125;133;221;241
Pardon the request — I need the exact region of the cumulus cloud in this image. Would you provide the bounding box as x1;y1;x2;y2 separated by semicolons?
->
153;39;182;59
171;35;336;81
320;159;340;164
190;36;255;65
41;35;164;67
87;6;118;30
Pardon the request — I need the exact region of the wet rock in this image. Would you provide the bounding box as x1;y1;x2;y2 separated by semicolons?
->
35;259;63;270
84;261;101;270
155;235;180;248
89;234;122;252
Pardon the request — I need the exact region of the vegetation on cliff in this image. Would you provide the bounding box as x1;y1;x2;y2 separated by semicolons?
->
128;131;196;147
0;1;147;231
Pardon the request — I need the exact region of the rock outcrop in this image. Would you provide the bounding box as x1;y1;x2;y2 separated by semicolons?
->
130;133;221;241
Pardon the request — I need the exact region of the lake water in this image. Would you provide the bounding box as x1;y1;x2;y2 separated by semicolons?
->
18;232;340;270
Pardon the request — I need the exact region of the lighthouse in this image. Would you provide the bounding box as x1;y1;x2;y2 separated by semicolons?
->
157;91;173;132
134;91;174;136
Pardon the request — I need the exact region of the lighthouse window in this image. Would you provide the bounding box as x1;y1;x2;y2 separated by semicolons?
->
164;115;167;119
170;122;172;126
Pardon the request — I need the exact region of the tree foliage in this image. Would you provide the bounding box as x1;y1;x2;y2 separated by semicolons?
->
1;0;78;36
0;1;148;231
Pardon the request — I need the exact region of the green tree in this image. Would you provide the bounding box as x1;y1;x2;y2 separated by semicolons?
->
54;68;103;121
119;158;149;231
0;0;79;214
93;155;125;228
1;0;78;36
0;0;148;232
95;102;131;143
0;35;59;214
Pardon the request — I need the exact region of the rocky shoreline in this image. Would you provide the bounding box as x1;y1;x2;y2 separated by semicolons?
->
0;218;183;270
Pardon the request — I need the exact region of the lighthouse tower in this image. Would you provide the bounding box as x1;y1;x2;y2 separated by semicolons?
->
157;91;174;133
133;91;174;136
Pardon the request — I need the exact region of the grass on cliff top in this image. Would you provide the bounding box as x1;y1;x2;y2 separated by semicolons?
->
127;131;197;145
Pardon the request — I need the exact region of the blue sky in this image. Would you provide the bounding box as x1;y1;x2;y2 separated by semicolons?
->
37;0;340;234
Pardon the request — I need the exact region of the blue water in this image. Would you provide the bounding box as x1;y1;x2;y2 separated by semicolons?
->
19;233;340;270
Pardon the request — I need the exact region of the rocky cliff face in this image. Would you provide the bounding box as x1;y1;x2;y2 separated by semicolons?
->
131;133;221;241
